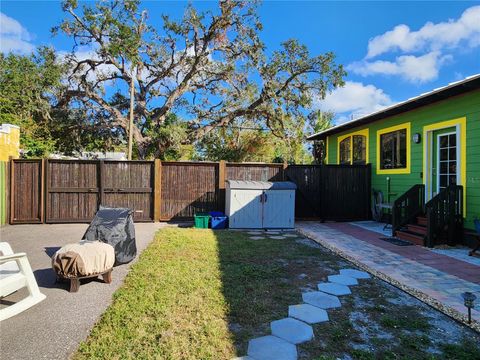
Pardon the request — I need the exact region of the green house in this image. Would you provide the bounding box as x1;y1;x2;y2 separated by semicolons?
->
308;74;480;247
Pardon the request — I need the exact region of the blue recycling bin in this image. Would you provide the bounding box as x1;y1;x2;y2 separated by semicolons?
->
209;211;228;229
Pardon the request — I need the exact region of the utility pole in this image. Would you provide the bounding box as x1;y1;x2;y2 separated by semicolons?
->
127;71;135;160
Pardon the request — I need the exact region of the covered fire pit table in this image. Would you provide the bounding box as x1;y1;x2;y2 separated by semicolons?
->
52;241;115;292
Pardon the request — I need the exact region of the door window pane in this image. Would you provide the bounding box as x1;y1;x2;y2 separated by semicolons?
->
449;175;457;185
440;162;448;173
440;136;448;148
449;134;456;146
440;148;448;160
449;147;456;160
440;175;447;187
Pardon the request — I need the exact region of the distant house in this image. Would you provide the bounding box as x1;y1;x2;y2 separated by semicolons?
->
308;74;480;242
0;124;20;161
48;151;127;160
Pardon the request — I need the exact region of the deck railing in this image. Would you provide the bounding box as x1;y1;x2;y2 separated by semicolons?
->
392;184;425;236
425;185;463;248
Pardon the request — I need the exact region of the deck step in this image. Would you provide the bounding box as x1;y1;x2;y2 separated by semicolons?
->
396;230;425;246
416;216;427;226
406;224;427;235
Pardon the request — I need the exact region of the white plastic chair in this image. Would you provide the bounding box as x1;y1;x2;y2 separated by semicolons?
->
0;242;46;321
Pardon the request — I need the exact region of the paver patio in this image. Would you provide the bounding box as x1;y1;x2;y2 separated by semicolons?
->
0;222;164;360
297;221;480;325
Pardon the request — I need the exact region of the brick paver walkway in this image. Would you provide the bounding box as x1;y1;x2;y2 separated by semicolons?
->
297;222;480;324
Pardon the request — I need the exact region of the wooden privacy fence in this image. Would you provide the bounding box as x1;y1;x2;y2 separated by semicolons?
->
7;159;371;224
285;165;371;221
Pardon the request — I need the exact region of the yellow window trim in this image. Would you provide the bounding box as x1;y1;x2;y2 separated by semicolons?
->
376;122;411;175
422;117;467;215
336;128;369;165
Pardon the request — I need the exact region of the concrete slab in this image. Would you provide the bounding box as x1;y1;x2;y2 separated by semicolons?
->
288;304;329;324
283;234;299;238
328;274;358;286
317;282;352;296
269;236;287;240
247;231;263;235
249;236;266;240
271;317;314;344
247;335;297;360
0;222;164;360
302;291;341;309
340;268;371;279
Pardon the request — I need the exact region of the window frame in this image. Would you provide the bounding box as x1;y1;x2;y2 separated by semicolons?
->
376;122;411;175
336;129;369;165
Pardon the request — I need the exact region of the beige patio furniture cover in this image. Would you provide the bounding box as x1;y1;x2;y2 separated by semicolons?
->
52;241;115;278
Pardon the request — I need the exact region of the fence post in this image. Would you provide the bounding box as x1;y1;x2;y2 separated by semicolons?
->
40;159;46;223
282;161;288;181
99;160;105;208
154;159;162;221
9;156;14;224
218;160;226;212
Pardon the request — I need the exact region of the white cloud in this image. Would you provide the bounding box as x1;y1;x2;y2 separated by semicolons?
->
0;12;35;54
366;5;480;58
314;81;393;124
348;51;453;83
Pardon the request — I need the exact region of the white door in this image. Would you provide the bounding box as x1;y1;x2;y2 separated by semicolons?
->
229;189;263;228
262;190;294;229
436;131;458;194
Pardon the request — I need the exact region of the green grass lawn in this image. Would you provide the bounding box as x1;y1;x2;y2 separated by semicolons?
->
74;228;480;359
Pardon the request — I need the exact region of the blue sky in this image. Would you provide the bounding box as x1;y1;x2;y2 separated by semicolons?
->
1;1;479;125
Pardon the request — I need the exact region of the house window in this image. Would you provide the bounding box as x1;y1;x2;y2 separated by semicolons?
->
337;129;369;165
379;129;407;169
352;135;366;164
339;137;351;164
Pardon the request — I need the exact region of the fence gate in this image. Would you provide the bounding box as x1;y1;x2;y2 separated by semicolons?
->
10;160;44;224
101;161;154;221
44;160;154;223
46;160;100;223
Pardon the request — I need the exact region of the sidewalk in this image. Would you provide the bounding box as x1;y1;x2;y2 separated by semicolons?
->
297;221;480;329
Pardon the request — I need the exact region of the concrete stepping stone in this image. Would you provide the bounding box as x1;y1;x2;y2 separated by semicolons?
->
269;236;287;240
340;268;371;279
328;274;358;286
271;317;314;344
317;282;351;296
247;231;263;235
283;234;299;238
302;291;341;309
288;304;329;324
249;236;266;240
247;335;297;360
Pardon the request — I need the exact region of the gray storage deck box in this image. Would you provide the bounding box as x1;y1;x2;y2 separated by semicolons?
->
225;180;296;229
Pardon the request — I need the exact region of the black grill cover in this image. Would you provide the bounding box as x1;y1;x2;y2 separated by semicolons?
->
82;206;137;265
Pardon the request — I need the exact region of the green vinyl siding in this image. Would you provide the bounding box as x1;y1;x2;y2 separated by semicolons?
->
326;90;480;229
